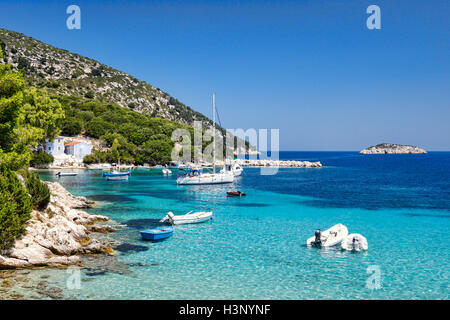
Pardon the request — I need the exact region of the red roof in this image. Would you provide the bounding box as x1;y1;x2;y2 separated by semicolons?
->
65;141;81;146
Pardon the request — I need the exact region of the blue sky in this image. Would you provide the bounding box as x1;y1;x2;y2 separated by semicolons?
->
0;0;449;150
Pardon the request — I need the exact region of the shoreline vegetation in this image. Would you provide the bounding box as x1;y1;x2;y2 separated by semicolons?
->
0;181;114;269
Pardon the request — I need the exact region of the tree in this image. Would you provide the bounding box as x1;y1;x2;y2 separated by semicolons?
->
30;151;54;167
25;171;50;210
0;47;64;171
0;47;63;250
61;118;83;136
0;169;33;250
142;140;173;165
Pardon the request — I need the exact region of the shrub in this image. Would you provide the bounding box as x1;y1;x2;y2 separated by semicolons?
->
30;151;54;167
61;118;83;136
0;170;33;251
17;57;30;70
85;90;94;99
25;171;50;211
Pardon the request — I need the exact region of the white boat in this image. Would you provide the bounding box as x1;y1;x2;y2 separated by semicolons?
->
220;161;243;176
341;233;368;252
177;172;234;185
177;94;235;185
162;168;172;175
106;174;128;181
306;223;348;247
56;172;78;177
159;211;213;225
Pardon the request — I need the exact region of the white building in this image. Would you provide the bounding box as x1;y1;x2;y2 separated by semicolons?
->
64;141;92;160
43;137;65;156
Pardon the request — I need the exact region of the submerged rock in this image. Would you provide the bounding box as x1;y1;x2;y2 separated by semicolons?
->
114;243;149;253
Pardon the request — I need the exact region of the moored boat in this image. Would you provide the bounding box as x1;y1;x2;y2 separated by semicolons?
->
140;226;174;241
227;190;246;197
106;174;128;181
341;233;368;252
176;94;235;185
159;211;213;225
221;161;243;176
103;159;132;180
56;172;78;177
307;223;348;248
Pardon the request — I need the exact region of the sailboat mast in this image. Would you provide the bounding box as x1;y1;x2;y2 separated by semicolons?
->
213;93;216;175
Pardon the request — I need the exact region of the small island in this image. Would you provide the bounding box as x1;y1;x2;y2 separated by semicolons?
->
360;143;427;154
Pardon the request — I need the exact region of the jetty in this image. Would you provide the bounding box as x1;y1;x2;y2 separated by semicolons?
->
235;159;322;168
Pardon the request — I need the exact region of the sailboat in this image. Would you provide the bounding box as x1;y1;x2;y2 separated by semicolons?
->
176;94;234;185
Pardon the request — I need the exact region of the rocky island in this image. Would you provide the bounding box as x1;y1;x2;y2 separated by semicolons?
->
360;143;427;154
0;182;114;269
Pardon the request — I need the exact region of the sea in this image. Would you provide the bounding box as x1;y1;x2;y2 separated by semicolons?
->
29;151;449;299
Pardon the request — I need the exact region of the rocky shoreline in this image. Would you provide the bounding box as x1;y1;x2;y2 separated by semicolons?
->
235;159;322;168
0;182;115;269
360;143;427;154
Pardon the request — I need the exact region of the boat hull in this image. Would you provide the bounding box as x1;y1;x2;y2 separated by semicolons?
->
307;223;348;248
107;175;128;181
177;174;234;185
140;227;174;241
161;211;213;225
171;215;212;225
341;233;368;252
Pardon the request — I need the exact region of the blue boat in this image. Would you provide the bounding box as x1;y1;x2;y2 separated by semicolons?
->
140;226;174;242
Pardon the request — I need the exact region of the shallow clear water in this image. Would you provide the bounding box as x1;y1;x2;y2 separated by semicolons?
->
36;152;450;299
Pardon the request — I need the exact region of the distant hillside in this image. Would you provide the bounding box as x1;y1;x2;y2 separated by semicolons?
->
0;28;212;126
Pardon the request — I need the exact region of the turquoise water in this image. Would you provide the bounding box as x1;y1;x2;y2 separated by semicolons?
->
37;152;450;299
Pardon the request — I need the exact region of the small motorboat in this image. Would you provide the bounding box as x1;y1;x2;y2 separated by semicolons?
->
140;226;174;242
341;233;368;252
162;167;172;175
159;211;213;225
56;172;78;177
227;190;246;197
306;223;348;248
106;175;128;181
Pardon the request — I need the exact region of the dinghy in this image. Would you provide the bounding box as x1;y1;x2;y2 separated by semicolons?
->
162;167;172;175
341;233;368;252
56;172;78;177
140;226;174;241
306;223;348;248
227;190;246;197
159;211;213;225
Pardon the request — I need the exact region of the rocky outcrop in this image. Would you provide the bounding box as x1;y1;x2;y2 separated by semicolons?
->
235;159;322;168
360;143;427;154
0;182;113;269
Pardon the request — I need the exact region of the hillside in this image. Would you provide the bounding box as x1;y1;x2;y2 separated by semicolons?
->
0;28;213;126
